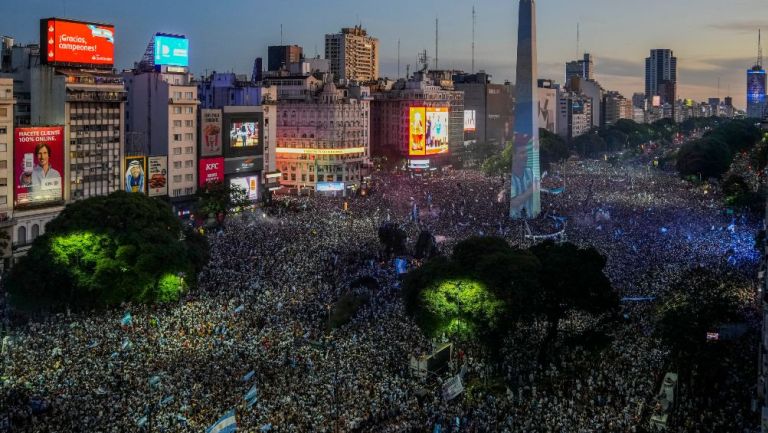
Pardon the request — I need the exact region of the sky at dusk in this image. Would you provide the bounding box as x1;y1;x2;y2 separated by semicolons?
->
2;0;768;109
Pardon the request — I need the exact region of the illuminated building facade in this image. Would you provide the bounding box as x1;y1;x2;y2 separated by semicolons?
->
325;26;379;83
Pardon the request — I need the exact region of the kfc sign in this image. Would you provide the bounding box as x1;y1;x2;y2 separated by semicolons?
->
199;157;225;187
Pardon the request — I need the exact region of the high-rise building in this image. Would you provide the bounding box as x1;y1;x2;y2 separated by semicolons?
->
558;92;593;141
567;76;603;128
0;39;39;127
325;26;379;83
747;32;766;119
632;92;647;110
267;45;303;72
454;71;514;145
645;49;677;117
511;0;541;219
0;78;14;268
602;91;633;126
565;53;594;82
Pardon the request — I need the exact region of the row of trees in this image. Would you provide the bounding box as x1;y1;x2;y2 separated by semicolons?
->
402;237;618;361
676;119;763;179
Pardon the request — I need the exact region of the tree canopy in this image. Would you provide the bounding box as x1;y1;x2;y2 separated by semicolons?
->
7;191;209;310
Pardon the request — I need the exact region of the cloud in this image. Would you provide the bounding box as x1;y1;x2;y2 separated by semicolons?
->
709;21;768;34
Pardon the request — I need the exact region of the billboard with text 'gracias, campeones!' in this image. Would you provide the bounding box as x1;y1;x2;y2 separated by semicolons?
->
41;18;115;67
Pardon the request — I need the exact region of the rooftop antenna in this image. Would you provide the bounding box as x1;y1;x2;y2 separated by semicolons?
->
759;29;763;68
406;64;411;79
435;17;439;70
280;24;283;46
577;23;580;58
472;6;476;74
717;77;720;99
397;38;401;79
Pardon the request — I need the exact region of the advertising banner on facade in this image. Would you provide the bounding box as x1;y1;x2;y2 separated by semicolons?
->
153;35;189;67
426;107;450;155
201;109;223;157
230;176;259;201
124;156;147;194
199;157;225;187
147;156;167;197
464;110;476;132
14;126;64;207
409;107;427;156
41;18;115;66
316;182;345;192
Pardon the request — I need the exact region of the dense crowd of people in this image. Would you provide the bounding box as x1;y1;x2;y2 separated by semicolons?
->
0;159;762;432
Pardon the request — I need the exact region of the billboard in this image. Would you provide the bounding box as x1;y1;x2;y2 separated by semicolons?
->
201;109;223;156
409;107;427;156
153;35;189;67
464;110;476;132
230;176;259;201
316;182;345;192
14;126;64;207
229;121;259;148
41;18;115;66
199;157;225;187
747;69;766;106
652;95;662;107
124;156;147;194
426;107;449;155
147;156;168;197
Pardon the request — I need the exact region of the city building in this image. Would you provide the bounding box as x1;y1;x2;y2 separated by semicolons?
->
370;69;463;169
537;79;558;134
325;26;379;83
748;66;766;119
558;91;593;141
0;37;38;127
123;34;199;212
0;78;14;268
198;72;265;109
645;49;677;117
274;77;370;194
602;91;633;126
565;53;594;82
454;71;514;145
268;45;303;72
567;76;603;128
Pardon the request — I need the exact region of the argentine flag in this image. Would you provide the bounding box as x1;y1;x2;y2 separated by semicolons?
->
242;370;255;382
244;385;258;409
206;410;237;433
121;312;133;327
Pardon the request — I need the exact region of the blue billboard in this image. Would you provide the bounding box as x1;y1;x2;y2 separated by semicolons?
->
316;182;345;192
154;35;189;67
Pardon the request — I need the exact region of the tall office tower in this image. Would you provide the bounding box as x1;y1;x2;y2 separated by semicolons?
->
511;0;541;219
267;45;303;72
645;49;677;116
747;30;766;119
324;26;379;83
565;53;594;81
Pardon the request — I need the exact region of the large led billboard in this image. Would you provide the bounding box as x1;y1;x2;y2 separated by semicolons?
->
124;156;147;194
316;182;345;192
14;127;64;207
426;107;449;155
154;35;189;67
201;109;223;157
41;18;115;67
409;107;427;156
230;176;259;201
229;121;260;148
199;157;225;187
464;110;476;132
147;156;167;197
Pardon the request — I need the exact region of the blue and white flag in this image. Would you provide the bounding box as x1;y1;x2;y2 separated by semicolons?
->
206;410;237;433
121;312;133;327
160;395;174;406
233;305;245;314
148;375;161;388
176;414;188;425
242;370;255;382
260;424;272;432
121;339;133;351
136;416;147;428
244;385;258;408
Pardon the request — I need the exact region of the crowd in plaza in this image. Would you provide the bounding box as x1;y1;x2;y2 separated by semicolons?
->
0;159;761;432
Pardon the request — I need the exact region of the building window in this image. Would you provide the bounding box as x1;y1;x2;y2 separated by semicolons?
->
185;146;193;154
185;120;193;127
0;178;6;187
184;133;193;141
31;224;39;240
173;188;182;196
173;92;182;99
173;148;182;155
185;92;194;99
173;134;182;141
184;160;193;168
185;107;193;114
173;161;182;169
173;120;182;127
0;108;7;117
0;144;5;152
17;226;25;245
173;107;182;114
185;174;193;181
184;187;194;195
173;175;182;182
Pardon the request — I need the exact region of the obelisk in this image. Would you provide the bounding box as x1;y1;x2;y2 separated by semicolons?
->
510;0;541;219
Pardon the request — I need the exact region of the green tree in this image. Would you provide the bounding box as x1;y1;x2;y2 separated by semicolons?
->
573;131;607;158
197;180;252;219
7;191;207;310
676;137;732;179
540;129;570;168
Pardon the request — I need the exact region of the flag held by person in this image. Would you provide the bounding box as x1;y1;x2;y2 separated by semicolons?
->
244;384;258;408
206;410;237;433
242;370;255;382
121;312;133;327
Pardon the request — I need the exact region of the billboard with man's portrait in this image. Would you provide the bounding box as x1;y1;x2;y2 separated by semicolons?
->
124;156;147;194
14;126;64;207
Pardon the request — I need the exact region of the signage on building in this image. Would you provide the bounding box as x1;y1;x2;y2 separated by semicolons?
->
230;176;259;201
408;159;430;169
224;156;260;175
14;126;64;207
201;109;223;157
147;156;168;197
199;157;225;187
275;147;366;156
153;34;189;67
464;110;476;132
41;18;115;67
316;182;345;192
410;107;449;156
124;156;147;194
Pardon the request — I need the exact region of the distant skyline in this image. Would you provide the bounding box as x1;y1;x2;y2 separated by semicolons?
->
2;0;767;108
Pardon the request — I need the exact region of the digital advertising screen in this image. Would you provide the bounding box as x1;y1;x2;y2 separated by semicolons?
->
748;70;766;106
426;107;449;155
14;127;64;207
652;95;662;107
230;176;259;201
147;156;167;197
464;110;476;132
201;109;223;157
316;182;345;192
229;121;260;148
153;35;189;67
41;18;115;66
409;107;426;156
124;156;147;194
199;157;225;187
